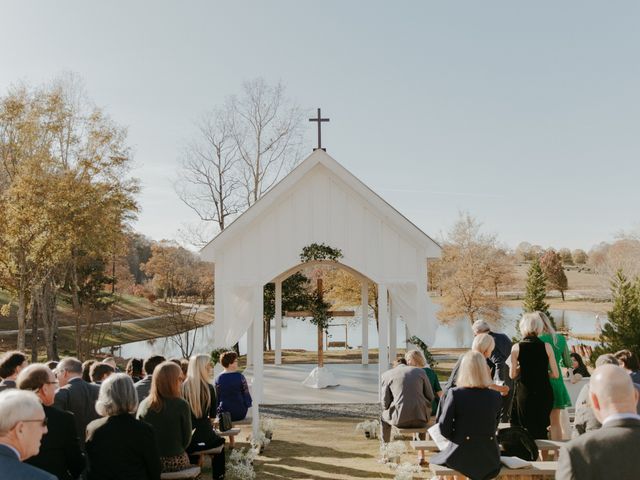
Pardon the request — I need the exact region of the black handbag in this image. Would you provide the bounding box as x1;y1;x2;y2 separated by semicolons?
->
218;411;233;432
497;426;539;461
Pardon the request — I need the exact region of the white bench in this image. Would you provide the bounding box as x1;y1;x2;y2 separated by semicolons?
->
216;427;241;447
430;461;557;479
396;426;429;440
160;466;201;480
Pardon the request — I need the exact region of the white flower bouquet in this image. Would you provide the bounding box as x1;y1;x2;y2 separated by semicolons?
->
379;440;407;464
355;419;380;439
390;462;422;480
226;447;256;480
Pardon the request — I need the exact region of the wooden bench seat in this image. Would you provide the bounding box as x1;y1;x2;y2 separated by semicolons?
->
191;445;224;467
160;466;201;480
430;461;557;479
411;439;567;459
396;426;429;440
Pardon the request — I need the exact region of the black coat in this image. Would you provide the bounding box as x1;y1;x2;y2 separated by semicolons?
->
431;387;502;480
25;405;86;480
54;377;100;447
86;413;161;480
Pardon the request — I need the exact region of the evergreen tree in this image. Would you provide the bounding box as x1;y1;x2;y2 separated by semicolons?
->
591;270;640;363
523;258;555;328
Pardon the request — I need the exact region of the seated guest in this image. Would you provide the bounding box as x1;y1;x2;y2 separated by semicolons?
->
0;351;28;391
54;357;100;448
472;320;514;423
444;334;508;397
405;350;442;417
183;354;225;479
557;365;640;480
137;361;194;474
102;358;118;372
570;352;591;378
90;363;115;384
82;360;96;383
126;358;145;383
135;355;165;402
17;364;85;480
380;350;433;443
45;361;58;372
86;374;161;480
215;351;252;422
615;349;640;384
431;351;502;480
574;354;640;434
0;389;55;479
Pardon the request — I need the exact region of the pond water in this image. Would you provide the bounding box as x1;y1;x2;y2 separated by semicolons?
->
106;307;606;359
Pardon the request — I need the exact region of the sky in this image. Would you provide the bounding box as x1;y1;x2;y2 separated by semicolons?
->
1;1;639;251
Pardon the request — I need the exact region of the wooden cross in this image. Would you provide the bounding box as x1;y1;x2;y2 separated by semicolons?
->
284;278;354;367
309;108;330;151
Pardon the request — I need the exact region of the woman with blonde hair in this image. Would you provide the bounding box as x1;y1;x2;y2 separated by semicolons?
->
182;355;225;479
137;361;195;474
537;311;572;440
431;351;502;480
509;312;559;438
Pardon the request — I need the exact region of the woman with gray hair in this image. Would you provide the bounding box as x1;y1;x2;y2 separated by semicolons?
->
85;373;160;480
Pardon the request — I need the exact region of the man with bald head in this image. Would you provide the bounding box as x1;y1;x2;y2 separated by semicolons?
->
557;364;640;480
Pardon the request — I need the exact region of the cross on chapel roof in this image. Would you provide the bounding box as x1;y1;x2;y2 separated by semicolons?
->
309;108;329;151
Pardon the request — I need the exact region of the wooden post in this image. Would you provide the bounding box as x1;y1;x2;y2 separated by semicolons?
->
317;278;324;369
275;280;282;365
361;280;369;365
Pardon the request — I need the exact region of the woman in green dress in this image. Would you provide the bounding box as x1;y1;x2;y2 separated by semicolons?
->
538;311;572;440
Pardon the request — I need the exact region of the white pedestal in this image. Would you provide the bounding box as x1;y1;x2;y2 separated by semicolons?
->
302;366;339;389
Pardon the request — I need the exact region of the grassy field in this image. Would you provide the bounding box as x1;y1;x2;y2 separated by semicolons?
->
0;289;166;331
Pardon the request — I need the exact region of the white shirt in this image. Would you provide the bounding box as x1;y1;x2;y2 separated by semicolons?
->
602;412;640;427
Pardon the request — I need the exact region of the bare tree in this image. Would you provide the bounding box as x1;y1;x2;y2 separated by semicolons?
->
228;78;305;208
176;78;305;247
175;110;240;233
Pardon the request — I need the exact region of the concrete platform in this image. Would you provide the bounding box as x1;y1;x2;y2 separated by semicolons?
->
243;363;380;404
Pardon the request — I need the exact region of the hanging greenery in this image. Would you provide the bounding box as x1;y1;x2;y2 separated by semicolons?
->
308;288;332;331
300;243;343;263
408;335;437;367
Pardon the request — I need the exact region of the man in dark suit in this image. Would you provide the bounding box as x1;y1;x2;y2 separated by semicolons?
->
54;357;100;448
18;364;86;480
473;320;513;421
557;364;640;480
380;353;433;442
134;355;165;402
0;389;56;479
0;351;28;392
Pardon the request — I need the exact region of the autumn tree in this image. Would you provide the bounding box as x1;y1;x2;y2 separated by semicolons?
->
572;249;588;265
324;268;379;330
540;250;569;301
0;77;138;357
436;213;512;324
558;248;574;265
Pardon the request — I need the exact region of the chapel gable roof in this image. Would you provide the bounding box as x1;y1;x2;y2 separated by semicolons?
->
200;149;440;260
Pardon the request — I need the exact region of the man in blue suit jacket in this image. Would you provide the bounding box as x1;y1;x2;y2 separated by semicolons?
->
0;389;56;479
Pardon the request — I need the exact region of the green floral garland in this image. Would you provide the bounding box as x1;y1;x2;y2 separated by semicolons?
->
299;243;343;263
408;335;437;367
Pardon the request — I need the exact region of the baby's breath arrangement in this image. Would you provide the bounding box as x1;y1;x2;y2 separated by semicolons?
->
226;448;257;480
390;462;422;480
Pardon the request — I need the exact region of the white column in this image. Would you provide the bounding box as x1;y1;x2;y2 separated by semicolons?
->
246;323;254;367
378;284;389;386
252;284;264;440
389;308;397;363
361;280;369;365
275;280;282;365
